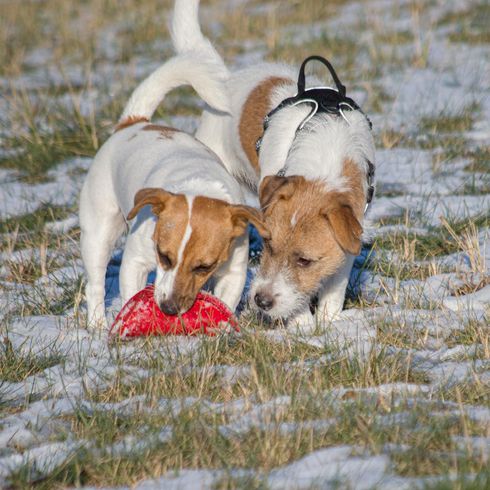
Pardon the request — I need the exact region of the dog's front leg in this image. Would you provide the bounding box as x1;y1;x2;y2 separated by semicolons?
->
287;308;316;334
317;254;355;324
80;195;126;329
288;309;315;326
119;230;156;304
213;233;249;313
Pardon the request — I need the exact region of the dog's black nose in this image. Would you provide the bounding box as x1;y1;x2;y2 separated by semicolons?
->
254;292;274;311
160;300;179;316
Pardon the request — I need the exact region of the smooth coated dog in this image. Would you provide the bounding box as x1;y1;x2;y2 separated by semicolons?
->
79;3;269;328
172;0;375;327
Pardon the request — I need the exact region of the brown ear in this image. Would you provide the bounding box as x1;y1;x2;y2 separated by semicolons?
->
259;175;304;209
323;203;363;256
127;188;173;220
229;205;271;239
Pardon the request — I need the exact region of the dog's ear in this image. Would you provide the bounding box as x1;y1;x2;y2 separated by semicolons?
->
259;175;304;209
229;205;270;239
127;188;173;220
322;196;362;255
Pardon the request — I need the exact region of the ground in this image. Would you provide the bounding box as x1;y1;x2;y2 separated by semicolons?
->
0;0;489;488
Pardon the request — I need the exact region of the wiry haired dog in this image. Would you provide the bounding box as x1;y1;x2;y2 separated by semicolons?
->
79;1;269;328
173;0;375;327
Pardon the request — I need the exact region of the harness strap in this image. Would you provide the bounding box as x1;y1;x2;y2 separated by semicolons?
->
298;55;346;95
365;159;375;212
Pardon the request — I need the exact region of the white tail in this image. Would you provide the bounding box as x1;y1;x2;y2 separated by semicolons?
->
119;0;229;123
171;0;229;76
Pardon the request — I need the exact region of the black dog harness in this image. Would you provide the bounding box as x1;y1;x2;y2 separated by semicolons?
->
255;55;375;212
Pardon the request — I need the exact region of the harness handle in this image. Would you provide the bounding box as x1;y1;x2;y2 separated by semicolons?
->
297;56;346;96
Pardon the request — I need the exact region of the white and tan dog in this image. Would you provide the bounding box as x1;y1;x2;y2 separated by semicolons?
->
173;0;375;326
79;3;269;328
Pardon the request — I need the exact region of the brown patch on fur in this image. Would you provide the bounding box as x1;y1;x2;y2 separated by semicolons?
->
128;187;189;269
151;194;189;270
260;175;301;209
127;188;175;220
323;192;363;256
114;116;149;131
142;124;180;138
239;76;292;174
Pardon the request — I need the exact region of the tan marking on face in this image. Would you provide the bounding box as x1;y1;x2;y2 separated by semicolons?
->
142;124;180;138
160;196;268;313
169;197;234;311
257;168;364;308
114;115;149;131
239;76;292;174
260;178;346;297
151;194;189;275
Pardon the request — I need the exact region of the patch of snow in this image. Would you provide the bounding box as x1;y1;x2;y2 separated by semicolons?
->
267;446;389;490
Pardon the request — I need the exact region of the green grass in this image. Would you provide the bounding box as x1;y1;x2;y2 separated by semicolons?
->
0;204;80;286
449;30;490;44
0;336;64;383
0;86;112;180
464;147;490;174
375;128;470;158
213;475;270;490
373;214;489;261
441;378;490;408
269;32;360;74
422;468;490;490
369;256;447;281
0;127;96;182
362;84;395;114
8;272;84;316
0;0;176;76
420;105;480;134
215;0;350;46
9;397;488;488
376;211;409;226
0;204;73;236
446;318;490;350
89;331;430;412
369;213;489;285
376;30;415;45
438;2;490;45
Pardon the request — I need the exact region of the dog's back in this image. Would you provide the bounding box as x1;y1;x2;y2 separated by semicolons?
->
103;122;240;217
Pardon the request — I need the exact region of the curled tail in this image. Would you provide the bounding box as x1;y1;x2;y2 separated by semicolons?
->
171;0;229;76
119;0;229;124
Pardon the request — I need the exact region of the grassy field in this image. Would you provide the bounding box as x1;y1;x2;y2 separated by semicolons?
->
0;0;489;488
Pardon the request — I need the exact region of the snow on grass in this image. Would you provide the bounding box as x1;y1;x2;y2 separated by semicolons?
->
0;0;489;488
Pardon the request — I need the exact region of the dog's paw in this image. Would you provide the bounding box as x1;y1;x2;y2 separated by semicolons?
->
207;320;238;336
85;314;109;332
287;310;317;335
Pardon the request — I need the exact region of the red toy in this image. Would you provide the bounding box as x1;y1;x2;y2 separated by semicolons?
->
109;286;239;339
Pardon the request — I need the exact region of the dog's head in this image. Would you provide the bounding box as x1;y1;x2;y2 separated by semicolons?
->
128;188;269;315
251;171;363;319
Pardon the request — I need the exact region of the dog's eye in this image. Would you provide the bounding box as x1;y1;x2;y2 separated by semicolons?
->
158;250;172;268
297;257;313;267
192;263;216;275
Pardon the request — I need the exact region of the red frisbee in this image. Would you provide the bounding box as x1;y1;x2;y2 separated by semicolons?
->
109;286;239;339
